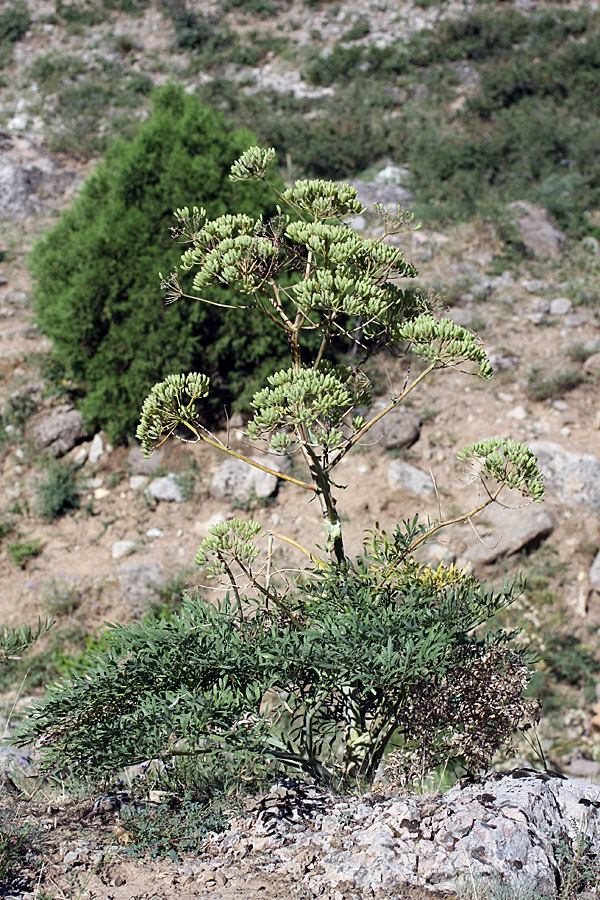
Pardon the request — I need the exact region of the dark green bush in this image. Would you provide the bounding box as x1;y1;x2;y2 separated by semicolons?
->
0;1;30;70
0;2;30;44
31;85;288;442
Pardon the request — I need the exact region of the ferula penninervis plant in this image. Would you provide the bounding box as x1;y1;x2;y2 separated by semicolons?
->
22;149;544;790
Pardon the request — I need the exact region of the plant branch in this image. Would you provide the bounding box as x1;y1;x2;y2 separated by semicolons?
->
328;361;437;472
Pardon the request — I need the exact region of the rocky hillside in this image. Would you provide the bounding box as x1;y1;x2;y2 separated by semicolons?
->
1;1;600;896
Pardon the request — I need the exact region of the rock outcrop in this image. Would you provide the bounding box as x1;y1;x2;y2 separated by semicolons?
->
207;770;600;898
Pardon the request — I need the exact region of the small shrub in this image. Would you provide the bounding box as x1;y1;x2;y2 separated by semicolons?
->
566;342;594;364
525;366;586;402
35;459;79;521
41;575;84;617
0;807;46;898
8;538;42;569
0;2;30;44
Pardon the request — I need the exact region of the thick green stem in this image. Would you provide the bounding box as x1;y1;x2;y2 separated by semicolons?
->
305;445;346;566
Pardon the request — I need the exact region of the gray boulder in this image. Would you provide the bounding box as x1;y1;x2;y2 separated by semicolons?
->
529;441;600;512
351;167;415;213
368;406;421;450
457;504;555;569
590;549;600;592
211;455;281;503
145;473;185;503
584;352;600;375
0;162;43;220
31;404;87;456
117;560;164;617
508;201;567;259
388;460;432;496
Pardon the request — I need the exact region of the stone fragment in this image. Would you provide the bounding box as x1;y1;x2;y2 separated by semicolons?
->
388;460;432;496
584;352;600;375
590;550;600;592
31;404;87;456
457;504;555;569
129;475;148;491
145;473;184;503
549;296;572;316
146;528;164;538
488;350;520;372
67;445;88;468
94;487;110;500
368;406;421;450
508;201;566;258
211;456;281;503
112;540;136;560
88;433;104;464
521;279;548;293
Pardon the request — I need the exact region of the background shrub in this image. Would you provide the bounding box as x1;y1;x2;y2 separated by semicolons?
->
35;459;79;521
31;85;289;442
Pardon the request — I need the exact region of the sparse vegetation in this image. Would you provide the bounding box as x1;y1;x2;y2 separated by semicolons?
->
35;458;79;521
8;538;42;569
525;366;586;402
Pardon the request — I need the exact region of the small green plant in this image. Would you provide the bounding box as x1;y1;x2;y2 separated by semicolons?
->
35;458;79;521
8;538;42;569
525;366;586;402
0;806;47;898
41;576;84;617
119;794;228;859
23;150;544;790
0;2;30;69
555;818;600;900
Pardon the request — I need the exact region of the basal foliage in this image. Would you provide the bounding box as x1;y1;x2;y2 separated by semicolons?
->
22;149;545;791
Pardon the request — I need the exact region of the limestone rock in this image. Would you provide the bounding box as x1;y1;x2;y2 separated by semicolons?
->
88;433;105;464
145;474;184;503
549;296;572;316
508;201;566;259
584;352;600;375
210;456;281;503
111;540;137;560
129;475;148;491
0;162;43;220
368;406;421;450
0;133;79;220
117;560;164;616
590;549;600;592
457;504;555;569
529;441;600;512
351;176;415;213
388;460;432;496
31;404;87;456
208;770;600;898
